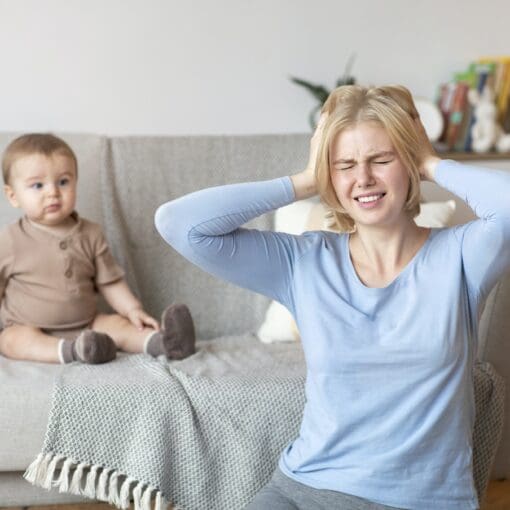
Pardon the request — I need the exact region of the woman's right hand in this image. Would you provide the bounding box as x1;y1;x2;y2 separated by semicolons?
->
291;113;328;200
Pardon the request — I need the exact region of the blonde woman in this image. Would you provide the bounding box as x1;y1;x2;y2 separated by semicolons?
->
155;85;510;509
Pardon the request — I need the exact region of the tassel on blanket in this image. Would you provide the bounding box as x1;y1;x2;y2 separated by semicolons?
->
97;466;111;500
37;452;53;486
141;485;154;510
69;461;87;494
24;452;44;485
57;457;75;492
84;463;100;498
108;470;121;506
133;481;144;509
25;452;169;510
119;476;135;509
23;452;56;488
43;453;64;489
155;490;169;510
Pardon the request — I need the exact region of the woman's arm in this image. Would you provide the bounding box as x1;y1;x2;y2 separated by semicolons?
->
155;177;302;304
416;118;510;298
434;159;510;297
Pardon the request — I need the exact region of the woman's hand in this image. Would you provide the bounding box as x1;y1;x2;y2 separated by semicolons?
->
415;116;441;182
290;113;328;200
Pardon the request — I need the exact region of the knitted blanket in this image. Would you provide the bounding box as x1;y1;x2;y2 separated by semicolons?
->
24;336;306;510
24;336;504;510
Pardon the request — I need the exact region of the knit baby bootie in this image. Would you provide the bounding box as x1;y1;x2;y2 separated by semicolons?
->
61;330;117;364
145;304;196;360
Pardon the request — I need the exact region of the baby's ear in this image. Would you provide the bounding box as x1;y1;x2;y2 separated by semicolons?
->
3;185;19;208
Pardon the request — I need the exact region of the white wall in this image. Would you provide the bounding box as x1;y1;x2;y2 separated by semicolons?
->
0;0;508;136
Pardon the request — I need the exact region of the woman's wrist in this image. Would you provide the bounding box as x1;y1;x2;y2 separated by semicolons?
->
290;170;317;200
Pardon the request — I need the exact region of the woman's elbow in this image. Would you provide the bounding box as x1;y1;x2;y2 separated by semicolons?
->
155;201;182;246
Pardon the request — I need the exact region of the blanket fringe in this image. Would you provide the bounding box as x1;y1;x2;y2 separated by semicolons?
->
24;451;170;510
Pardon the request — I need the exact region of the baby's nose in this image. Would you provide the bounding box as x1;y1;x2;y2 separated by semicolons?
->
46;184;60;196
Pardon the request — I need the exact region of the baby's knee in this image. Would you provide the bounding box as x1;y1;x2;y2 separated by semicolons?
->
0;325;40;356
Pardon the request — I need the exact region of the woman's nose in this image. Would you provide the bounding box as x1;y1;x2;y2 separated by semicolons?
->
356;163;375;187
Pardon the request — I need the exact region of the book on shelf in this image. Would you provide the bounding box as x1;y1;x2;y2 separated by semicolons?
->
436;57;510;152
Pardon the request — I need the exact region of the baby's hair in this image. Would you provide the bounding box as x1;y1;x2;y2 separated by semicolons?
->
2;133;78;185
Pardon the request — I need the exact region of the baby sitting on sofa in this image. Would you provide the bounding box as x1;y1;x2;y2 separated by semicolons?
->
0;133;195;364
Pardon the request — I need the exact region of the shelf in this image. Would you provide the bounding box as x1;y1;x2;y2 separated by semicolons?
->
438;151;510;161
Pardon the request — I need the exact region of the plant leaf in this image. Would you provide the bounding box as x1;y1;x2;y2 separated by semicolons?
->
290;76;330;103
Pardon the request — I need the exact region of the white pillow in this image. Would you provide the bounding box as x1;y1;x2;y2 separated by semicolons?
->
256;199;317;343
256;199;456;343
414;200;456;228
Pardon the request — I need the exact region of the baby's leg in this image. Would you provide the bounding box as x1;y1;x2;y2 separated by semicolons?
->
0;325;116;364
91;313;154;353
92;305;196;360
0;325;60;363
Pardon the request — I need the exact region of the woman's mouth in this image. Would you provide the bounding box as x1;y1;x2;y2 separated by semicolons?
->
354;193;386;208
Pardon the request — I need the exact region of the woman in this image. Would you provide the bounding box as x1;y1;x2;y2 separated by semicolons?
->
155;85;510;509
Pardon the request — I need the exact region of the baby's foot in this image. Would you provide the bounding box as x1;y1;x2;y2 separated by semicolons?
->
61;330;117;364
161;304;196;360
145;304;196;360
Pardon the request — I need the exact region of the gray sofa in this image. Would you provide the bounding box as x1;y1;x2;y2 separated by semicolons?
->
0;132;509;507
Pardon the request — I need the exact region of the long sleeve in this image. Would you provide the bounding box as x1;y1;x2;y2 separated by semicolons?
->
435;159;510;299
155;177;302;304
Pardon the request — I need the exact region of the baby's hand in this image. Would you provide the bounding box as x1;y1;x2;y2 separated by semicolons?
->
127;307;160;331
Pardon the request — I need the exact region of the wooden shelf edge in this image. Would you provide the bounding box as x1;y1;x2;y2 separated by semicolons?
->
438;151;510;161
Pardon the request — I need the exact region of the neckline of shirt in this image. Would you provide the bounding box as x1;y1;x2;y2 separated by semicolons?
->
343;229;437;293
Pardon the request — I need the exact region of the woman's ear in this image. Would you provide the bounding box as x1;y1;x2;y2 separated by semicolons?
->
4;185;20;208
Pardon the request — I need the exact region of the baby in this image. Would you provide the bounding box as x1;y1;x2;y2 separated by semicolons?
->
0;133;195;364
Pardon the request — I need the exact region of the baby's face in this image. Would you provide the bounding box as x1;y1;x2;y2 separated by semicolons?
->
4;153;77;227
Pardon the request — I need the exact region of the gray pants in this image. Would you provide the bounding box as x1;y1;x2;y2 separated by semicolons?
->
245;468;405;510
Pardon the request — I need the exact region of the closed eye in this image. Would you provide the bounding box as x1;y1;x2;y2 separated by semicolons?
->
374;160;392;165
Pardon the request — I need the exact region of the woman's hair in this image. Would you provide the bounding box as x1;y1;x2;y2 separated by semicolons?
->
316;84;423;232
2;133;78;185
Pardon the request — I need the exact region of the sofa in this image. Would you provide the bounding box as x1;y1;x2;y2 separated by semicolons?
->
0;132;509;508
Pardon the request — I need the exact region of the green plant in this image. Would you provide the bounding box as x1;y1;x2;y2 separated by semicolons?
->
290;54;356;129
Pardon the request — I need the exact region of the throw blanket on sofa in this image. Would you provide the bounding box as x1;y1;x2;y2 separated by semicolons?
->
25;336;504;510
25;336;306;510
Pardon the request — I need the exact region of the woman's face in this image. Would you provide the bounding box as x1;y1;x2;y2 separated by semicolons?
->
329;121;411;230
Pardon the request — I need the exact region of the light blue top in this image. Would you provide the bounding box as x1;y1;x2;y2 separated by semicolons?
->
155;160;510;509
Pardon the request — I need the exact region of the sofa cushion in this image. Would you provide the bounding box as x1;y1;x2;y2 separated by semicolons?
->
0;356;58;470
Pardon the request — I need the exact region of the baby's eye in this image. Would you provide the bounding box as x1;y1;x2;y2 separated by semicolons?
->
374;160;392;165
59;178;70;186
30;182;43;190
337;165;354;171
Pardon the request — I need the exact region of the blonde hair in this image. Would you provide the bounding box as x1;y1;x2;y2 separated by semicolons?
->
2;133;77;185
316;85;422;232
